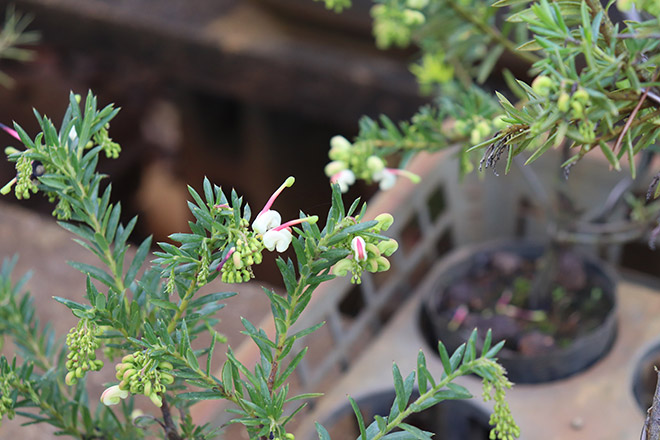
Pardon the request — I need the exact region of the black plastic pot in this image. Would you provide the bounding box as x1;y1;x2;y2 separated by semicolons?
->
419;240;618;384
632;341;660;412
318;389;491;440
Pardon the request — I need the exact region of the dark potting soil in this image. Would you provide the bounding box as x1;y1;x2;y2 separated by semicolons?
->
433;248;615;356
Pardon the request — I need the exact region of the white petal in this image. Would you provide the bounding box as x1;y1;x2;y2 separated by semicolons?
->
335;170;355;193
252;210;281;234
101;385;129;406
374;170;397;191
263;229;292;252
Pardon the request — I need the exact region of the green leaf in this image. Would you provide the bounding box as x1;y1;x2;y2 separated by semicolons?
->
349;396;367;440
449;343;466;371
437;341;452;375
67;261;115;289
399;423;433;440
177;391;223;401
316;422;331;440
150;298;178;311
53;296;90;311
417;350;428;394
599;141;621;171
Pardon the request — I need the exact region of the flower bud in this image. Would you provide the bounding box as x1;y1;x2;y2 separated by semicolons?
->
366;156;386;175
324;160;347;177
100;385;129;406
329;135;352;154
374;213;394;231
406;0;429;8
365;243;381;257
557;92;570;112
573;88;589;103
160;373;175;385
403;9;425;25
65;371;77;386
158;361;173;370
531;75;553;97
332;258;353;277
149;392;163;408
377;239;399;256
376;256;391;272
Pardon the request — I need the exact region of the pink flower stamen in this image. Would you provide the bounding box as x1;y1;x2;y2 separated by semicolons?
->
385;168;420;183
216;247;236;272
272;215;318;232
0;123;20;141
260;176;295;216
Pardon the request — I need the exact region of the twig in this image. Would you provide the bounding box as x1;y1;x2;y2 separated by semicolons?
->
642;368;660;440
160;396;183;440
614;69;660;153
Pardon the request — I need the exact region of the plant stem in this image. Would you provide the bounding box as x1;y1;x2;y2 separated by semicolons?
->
642;369;660;440
167;275;200;333
160;397;183;440
370;358;489;440
444;0;540;66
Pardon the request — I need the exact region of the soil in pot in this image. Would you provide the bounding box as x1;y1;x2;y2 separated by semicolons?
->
320;389;491;440
421;241;617;383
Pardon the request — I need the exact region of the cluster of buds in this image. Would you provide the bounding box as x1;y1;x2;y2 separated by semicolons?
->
325;136;420;193
217;235;263;284
109;352;175;407
480;359;520;440
531;76;593;121
92;125;121;159
332;213;398;283
0;371;16;426
371;0;427;49
0;122;40;200
64;319;104;386
453;115;504;146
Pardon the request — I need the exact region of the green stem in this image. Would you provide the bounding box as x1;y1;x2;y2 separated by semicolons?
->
445;0;540;66
370;358;490;440
167;275;200;334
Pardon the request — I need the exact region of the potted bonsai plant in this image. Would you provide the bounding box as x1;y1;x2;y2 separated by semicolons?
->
317;0;660;389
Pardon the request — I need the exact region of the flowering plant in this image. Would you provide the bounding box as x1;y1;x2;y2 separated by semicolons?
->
0;92;517;439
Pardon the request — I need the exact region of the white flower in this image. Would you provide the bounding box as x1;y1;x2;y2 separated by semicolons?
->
100;385;129;406
252;209;281;234
373;169;397;191
332;170;356;193
351;236;367;261
263;228;293;252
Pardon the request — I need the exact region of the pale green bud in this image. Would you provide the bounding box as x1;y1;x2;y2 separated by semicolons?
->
366;155;386;174
403;9;425;26
332;258;353;277
365;243;381;257
149;392;163;408
375;213;394;231
531;75;553;97
158;361;173;370
330;135;351;151
557;92;570;112
406;0;429;8
65;371;77;386
572;88;589;104
376;256;391;272
324;160;347;177
377;239;399;256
